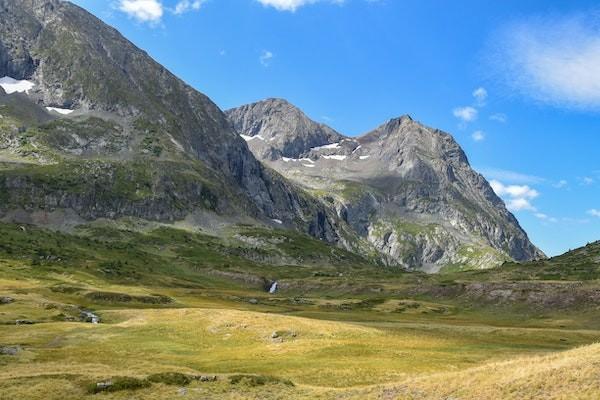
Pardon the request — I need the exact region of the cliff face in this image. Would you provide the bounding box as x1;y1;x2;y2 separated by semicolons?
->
227;101;545;271
0;0;343;243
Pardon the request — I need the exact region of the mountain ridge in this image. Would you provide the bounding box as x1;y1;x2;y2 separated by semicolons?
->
226;99;545;271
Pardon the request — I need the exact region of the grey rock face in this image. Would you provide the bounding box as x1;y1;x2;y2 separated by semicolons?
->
227;101;545;271
226;99;344;161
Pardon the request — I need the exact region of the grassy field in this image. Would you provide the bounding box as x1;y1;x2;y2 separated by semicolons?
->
1;222;599;399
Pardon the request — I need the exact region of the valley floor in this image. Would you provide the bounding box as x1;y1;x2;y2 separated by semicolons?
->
1;222;599;399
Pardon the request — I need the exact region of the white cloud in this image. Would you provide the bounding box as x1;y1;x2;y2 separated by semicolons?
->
473;87;488;106
256;0;343;12
472;130;485;142
490;12;600;110
490;113;508;123
588;209;600;217
490;180;539;200
490;179;540;212
174;0;204;14
118;0;163;22
580;176;595;185
505;198;536;212
260;50;274;66
452;106;478;122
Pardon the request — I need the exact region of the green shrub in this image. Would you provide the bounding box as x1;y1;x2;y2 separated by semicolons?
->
147;372;191;386
228;374;294;387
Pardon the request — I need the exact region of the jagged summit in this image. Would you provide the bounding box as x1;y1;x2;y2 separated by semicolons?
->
227;98;545;271
226;98;344;161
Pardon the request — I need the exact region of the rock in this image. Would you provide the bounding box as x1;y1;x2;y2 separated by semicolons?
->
15;319;34;325
248;298;259;305
197;375;217;382
177;387;187;396
0;345;22;355
0;296;14;304
271;331;280;339
95;381;113;390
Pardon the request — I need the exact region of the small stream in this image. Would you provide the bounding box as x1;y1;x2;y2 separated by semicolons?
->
81;311;100;324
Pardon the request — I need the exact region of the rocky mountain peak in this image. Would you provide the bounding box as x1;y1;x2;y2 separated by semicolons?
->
226;98;344;160
227;98;545;271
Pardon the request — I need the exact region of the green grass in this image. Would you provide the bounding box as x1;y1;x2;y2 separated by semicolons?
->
0;221;599;399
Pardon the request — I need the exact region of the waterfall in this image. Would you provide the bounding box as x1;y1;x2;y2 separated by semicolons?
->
269;281;278;294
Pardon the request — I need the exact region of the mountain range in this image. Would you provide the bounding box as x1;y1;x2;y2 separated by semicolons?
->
0;0;543;272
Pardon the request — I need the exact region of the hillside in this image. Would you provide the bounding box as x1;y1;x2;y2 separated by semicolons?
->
0;0;351;249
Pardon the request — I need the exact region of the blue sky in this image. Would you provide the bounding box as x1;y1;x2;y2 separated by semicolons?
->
72;0;600;256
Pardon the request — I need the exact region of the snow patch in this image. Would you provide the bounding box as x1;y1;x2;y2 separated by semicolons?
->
303;164;316;168
359;155;370;160
240;134;265;141
282;157;314;163
272;218;283;224
312;142;340;151
46;107;74;115
323;155;347;161
0;77;35;94
352;145;362;154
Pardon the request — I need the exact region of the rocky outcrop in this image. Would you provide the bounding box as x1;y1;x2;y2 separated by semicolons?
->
227;100;545;271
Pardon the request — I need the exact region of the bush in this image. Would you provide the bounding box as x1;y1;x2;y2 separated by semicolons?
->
228;374;294;387
147;372;191;386
87;376;150;394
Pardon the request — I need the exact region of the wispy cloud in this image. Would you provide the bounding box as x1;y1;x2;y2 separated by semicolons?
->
553;179;568;189
473;87;488;106
472;130;485;142
256;0;343;12
490;113;508;123
173;0;204;15
535;212;558;223
478;167;545;185
489;11;600;110
588;209;600;217
260;50;274;66
580;176;595;185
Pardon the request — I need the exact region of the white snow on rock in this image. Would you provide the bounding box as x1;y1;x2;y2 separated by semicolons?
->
303;163;315;168
0;77;35;94
46;107;74;115
352;145;362;154
272;219;283;224
312;142;340;151
323;155;347;161
240;134;265;141
359;155;370;160
282;157;314;163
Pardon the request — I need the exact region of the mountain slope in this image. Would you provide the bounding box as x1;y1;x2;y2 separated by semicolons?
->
226;100;544;271
0;0;349;244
